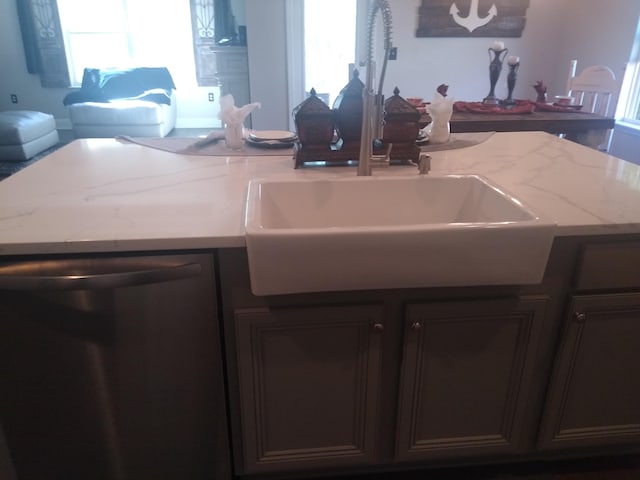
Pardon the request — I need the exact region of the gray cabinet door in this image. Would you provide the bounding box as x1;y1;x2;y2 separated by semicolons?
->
538;293;640;450
234;304;383;474
396;296;547;461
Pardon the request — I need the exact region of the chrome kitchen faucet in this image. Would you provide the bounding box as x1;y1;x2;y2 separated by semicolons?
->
358;0;393;176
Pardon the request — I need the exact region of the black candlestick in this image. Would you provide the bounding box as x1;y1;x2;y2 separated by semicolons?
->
502;61;519;106
483;47;508;105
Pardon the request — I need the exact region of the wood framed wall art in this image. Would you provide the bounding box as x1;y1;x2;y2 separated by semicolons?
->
417;0;530;37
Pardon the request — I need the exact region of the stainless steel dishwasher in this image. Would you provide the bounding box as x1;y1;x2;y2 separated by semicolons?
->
0;253;231;480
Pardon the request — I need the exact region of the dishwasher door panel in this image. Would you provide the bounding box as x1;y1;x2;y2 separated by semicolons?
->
0;253;230;480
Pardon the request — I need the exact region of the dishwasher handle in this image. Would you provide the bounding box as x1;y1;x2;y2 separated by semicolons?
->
0;261;202;291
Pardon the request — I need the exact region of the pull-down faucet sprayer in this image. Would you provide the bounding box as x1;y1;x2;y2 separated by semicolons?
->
358;0;393;176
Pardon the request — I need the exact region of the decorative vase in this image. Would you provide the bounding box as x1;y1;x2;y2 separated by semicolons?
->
502;57;520;106
428;119;450;144
224;123;244;150
484;46;508;105
425;92;453;144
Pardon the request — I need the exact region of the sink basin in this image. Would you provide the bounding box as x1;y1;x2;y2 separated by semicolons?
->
245;175;556;295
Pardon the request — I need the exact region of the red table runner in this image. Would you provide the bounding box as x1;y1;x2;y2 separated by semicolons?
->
453;100;586;114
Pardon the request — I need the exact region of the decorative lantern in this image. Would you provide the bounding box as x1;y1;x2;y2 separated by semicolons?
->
293;88;335;168
381;87;421;163
332;69;365;150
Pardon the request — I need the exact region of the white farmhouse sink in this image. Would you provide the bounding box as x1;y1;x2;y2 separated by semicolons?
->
245;175;556;295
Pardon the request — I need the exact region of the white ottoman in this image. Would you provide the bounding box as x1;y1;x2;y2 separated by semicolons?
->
0;111;60;161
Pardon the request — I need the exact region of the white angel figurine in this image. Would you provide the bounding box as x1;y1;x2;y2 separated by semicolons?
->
218;94;261;149
425;93;454;144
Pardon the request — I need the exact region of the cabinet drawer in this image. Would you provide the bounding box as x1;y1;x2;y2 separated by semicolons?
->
575;242;640;291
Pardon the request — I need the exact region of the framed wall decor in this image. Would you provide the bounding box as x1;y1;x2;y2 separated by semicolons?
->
416;0;530;37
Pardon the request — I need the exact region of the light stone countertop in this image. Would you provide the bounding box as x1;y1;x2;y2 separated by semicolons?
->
1;131;639;256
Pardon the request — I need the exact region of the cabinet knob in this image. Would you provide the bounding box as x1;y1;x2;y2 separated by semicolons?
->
411;321;422;331
372;323;384;333
574;312;587;323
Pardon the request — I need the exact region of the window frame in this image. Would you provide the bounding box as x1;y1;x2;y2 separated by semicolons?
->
616;16;640;127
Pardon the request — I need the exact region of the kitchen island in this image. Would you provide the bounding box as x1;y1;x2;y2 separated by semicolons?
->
0;131;639;255
1;132;640;479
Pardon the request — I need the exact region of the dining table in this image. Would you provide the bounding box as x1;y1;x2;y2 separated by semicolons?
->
420;101;616;149
449;110;614;135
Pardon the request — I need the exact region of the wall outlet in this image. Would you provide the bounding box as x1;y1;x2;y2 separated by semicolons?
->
208;92;215;102
10;94;18;104
389;47;398;60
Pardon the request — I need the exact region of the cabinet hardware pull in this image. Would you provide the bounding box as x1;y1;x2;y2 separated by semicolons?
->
574;312;587;323
411;321;422;331
372;323;384;332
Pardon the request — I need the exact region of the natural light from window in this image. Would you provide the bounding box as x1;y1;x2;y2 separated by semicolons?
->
304;0;357;106
616;15;640;126
57;0;196;88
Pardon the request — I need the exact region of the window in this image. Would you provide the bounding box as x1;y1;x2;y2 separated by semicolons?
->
616;16;640;125
57;0;131;85
56;0;195;87
286;0;368;120
304;0;358;106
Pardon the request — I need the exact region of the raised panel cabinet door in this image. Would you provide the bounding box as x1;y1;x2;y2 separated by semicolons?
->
395;296;548;461
538;293;640;450
234;304;384;474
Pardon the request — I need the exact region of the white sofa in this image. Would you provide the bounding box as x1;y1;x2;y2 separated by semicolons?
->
64;67;177;138
68;90;177;138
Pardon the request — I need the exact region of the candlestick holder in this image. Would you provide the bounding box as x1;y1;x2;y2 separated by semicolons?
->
501;61;519;106
483;47;508;105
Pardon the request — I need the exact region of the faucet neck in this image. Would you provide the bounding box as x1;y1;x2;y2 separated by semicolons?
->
365;0;393;96
358;0;393;176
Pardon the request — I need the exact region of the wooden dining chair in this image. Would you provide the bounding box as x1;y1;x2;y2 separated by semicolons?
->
567;63;617;115
566;61;617;150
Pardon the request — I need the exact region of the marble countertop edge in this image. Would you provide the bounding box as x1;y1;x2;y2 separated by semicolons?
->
1;132;640;256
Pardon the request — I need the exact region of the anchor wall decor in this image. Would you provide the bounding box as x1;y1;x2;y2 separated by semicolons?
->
417;0;530;38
